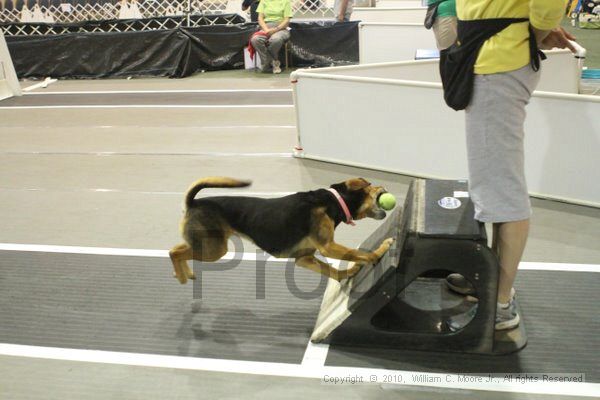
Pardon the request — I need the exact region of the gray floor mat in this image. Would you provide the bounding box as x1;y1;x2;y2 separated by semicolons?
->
0;91;293;107
1;251;598;384
0;251;323;363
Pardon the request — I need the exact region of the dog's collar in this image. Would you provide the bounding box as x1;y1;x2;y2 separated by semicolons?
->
327;188;356;226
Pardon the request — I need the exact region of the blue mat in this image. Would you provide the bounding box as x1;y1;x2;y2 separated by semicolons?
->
582;69;600;79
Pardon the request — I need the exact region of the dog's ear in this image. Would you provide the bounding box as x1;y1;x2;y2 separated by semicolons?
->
346;178;371;191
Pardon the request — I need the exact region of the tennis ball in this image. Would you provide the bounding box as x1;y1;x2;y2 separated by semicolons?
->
378;193;396;210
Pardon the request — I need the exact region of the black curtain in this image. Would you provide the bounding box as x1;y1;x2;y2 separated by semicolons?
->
6;20;359;78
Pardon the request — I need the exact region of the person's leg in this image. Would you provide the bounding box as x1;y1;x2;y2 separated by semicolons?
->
250;34;271;72
494;219;529;304
463;65;540;328
266;29;290;61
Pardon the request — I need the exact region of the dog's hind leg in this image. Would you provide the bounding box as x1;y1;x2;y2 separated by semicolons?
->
169;243;194;284
191;237;229;263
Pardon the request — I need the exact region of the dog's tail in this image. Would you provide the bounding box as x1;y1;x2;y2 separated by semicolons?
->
184;177;252;208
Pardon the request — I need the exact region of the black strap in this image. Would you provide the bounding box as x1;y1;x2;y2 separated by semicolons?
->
456;18;528;50
439;18;543;111
424;3;440;30
528;25;547;71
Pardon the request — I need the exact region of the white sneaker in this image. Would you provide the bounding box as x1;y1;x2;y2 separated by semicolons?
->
495;299;520;330
272;60;282;74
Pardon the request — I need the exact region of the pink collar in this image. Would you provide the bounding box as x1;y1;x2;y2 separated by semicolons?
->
327;188;356;226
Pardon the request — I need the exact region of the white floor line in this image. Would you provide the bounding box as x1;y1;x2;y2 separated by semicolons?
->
21;78;57;92
0;105;294;110
1;151;292;157
0;243;342;268
519;262;600;273
0;125;297;129
301;341;330;367
0;243;277;262
0;243;597;273
0;188;295;197
23;89;293;95
0;343;597;397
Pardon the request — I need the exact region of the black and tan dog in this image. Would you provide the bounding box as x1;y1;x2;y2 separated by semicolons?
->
169;177;395;284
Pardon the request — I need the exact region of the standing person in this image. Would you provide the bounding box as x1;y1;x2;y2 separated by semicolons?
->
443;0;576;330
249;0;292;74
334;0;354;22
242;0;260;22
424;0;457;50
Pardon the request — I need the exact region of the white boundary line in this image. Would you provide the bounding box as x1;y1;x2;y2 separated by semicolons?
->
301;341;330;367
0;105;294;110
0;343;598;397
23;89;293;95
0;125;296;130
1;151;292;157
0;243;341;267
0;188;296;197
519;262;600;273
0;243;597;273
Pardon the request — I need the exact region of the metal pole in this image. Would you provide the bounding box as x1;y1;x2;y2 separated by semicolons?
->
186;0;191;26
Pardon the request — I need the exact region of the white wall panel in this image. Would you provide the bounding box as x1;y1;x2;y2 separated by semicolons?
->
292;60;599;206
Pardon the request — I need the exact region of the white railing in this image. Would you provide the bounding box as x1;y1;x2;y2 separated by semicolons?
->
0;0;337;32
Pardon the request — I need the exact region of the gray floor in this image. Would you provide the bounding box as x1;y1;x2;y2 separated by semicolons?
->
1;71;599;399
0;90;293;107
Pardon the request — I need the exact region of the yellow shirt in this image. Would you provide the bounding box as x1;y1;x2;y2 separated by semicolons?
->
456;0;567;74
257;0;292;22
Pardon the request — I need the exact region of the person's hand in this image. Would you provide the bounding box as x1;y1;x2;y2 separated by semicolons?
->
536;27;577;52
266;27;277;36
336;14;344;22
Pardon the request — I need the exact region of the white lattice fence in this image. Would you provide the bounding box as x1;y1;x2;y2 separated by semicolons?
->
0;0;334;26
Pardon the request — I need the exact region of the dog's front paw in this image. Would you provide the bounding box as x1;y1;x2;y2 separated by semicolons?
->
373;237;395;259
382;237;395;249
381;237;395;253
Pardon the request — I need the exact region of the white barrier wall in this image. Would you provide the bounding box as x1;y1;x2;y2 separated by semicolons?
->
0;31;21;101
357;23;581;94
306;59;441;80
352;7;426;23
291;60;599;207
315;51;580;93
359;23;436;63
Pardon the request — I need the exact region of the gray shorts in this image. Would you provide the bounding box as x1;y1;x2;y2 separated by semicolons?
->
432;16;457;50
465;64;541;223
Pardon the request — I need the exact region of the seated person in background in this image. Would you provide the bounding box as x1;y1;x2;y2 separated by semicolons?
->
334;0;354;22
250;0;292;74
425;0;457;50
242;0;260;22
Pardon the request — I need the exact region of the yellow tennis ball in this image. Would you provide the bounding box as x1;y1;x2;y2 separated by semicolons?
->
378;193;396;210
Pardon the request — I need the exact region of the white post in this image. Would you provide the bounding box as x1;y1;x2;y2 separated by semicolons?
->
0;30;22;100
186;0;191;27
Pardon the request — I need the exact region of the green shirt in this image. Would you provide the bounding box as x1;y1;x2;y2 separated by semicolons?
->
256;0;292;22
427;0;456;17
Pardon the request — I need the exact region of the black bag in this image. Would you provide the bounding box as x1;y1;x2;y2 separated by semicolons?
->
439;18;544;111
424;3;440;29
